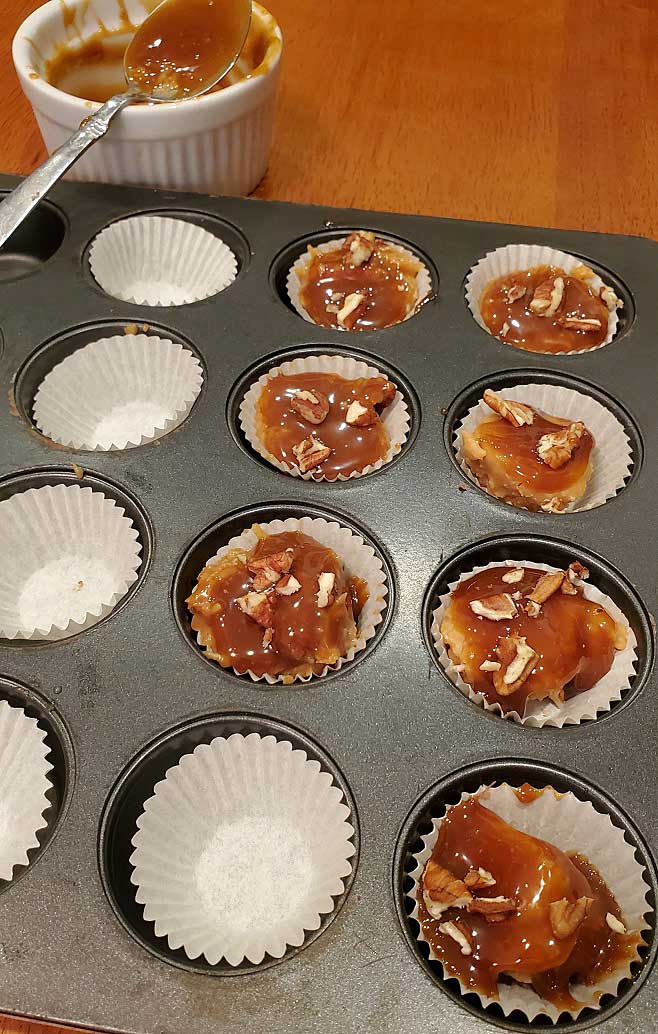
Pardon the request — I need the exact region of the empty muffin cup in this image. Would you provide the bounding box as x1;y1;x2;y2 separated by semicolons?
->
33;333;204;451
0;483;142;640
239;353;411;480
431;559;637;727
189;514;388;684
88;215;237;306
465;244;621;354
0;699;53;881
454;382;633;512
408;782;651;1023
130;731;356;966
286;236;432;328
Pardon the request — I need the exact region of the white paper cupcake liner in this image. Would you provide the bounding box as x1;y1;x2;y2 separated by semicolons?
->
0;484;142;640
431;560;637;727
88;215;238;306
286;236;432;328
130;732;356;966
239;354;410;481
33;334;204;451
0;699;53;881
408;783;652;1023
465;244;621;354
192;514;388;683
455;383;633;512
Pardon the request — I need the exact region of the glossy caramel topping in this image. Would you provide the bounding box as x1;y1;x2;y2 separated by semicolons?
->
440;566;623;713
187;530;362;679
299;237;422;331
419;797;637;1010
256;372;396;478
470;412;594;499
46;2;270;103
480;265;609;353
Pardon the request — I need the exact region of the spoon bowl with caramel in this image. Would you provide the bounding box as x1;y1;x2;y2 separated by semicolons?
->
0;0;251;249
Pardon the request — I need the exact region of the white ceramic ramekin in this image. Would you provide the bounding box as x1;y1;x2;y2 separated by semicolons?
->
12;0;282;196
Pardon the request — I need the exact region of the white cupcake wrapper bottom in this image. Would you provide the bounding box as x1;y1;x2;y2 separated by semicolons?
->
408;783;652;1023
465;244;621;354
192;515;388;683
286;236;431;327
431;560;637;727
88;215;238;307
0;700;53;881
455;383;633;512
238;353;411;481
130;732;356;966
33;334;204;451
0;484;142;640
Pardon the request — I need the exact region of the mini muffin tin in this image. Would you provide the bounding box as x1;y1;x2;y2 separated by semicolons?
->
0;172;655;1034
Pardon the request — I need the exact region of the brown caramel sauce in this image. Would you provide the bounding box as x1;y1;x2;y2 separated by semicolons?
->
418;798;638;1010
45;3;272;103
256;372;395;479
299;238;422;331
187;530;363;679
440;566;622;714
480;266;609;354
468;411;594;507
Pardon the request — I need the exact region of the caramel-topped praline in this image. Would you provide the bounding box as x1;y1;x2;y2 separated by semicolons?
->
419;797;637;1010
440;565;626;714
298;232;423;331
462;394;594;512
256;371;397;478
479;265;613;353
187;530;365;679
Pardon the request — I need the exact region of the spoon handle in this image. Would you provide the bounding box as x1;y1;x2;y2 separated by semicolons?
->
0;91;137;251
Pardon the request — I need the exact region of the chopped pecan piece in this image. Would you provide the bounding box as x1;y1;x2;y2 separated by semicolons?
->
537;421;586;469
500;321;510;337
464;867;496;890
541;496;565;513
345;230;376;268
377;380;397;406
483;389;534;427
606;912;626;934
275;574;301;596
236;590;275;628
468;895;516;919
493;635;538;694
422;858;472;917
568;561;589;582
248;548;294;591
438;919;474;955
292;435;332;473
549;896;592;939
470;593;518;621
316;572;336;609
572;264;595;281
529;277;564;317
557;316;602;332
262;627;274;648
524;570;565;617
502;568;524;584
290;388;330;425
480;659;501;672
345;399;378;426
506;283;526;303
337;291;366;327
600;284;622;311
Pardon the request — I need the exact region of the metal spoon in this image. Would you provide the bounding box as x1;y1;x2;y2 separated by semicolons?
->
0;0;251;249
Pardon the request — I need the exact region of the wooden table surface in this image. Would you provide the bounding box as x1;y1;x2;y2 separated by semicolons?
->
0;2;656;1034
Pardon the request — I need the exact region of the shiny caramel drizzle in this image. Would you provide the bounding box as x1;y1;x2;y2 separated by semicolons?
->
256;372;395;478
466;411;594;509
418;797;638;1010
187;530;365;679
299;238;422;330
440;566;623;713
480;265;609;353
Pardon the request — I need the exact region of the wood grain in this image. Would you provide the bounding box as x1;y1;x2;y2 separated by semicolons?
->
0;2;655;1034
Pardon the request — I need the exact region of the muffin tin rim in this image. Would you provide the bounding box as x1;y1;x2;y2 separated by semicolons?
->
392;756;658;1032
97;708;361;977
